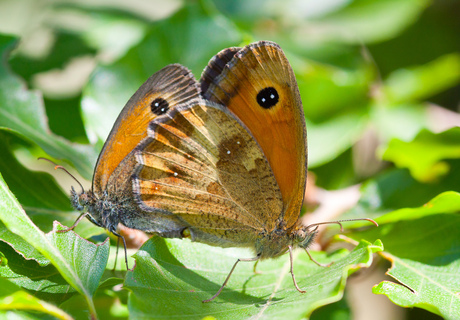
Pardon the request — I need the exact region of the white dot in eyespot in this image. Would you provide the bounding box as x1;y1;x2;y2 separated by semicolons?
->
227;150;231;154
270;94;275;99
174;172;178;176
155;102;159;107
261;98;266;102
161;108;165;112
237;141;240;145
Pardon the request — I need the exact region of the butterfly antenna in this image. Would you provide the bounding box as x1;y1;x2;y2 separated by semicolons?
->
307;218;378;232
38;157;85;193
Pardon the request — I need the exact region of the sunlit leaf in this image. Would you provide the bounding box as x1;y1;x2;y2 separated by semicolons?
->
125;237;382;319
0;173;109;316
0;277;73;320
383;128;460;182
383;53;460;103
350;191;460;320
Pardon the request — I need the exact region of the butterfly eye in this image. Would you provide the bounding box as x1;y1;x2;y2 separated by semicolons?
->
150;98;169;115
181;228;191;238
256;87;279;109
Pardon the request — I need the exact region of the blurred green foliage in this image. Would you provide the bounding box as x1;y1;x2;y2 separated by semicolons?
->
0;0;459;319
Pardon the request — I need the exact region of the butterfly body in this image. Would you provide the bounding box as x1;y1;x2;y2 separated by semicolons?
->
71;41;312;254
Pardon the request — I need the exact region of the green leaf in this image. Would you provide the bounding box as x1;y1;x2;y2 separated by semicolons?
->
294;59;372;123
346;158;460;220
310;297;351;319
310;0;430;43
383;53;460;103
383;128;460;182
0;220;48;266
0;241;75;304
375;191;460;224
350;191;460;320
214;0;429;44
9;32;97;84
60;284;129;320
371;103;428;142
81;14;149;62
0;173;109;317
308;113;367;167
310;148;356;190
0;132;71;211
0;277;73;320
124;237;382;319
0;33;98;180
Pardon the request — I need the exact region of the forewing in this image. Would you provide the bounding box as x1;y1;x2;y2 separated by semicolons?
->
93;64;201;194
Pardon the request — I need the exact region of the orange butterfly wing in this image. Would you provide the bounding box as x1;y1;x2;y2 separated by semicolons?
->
92;64;200;194
200;41;307;229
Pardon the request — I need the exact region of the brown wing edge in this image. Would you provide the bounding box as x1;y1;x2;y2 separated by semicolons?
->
200;47;241;97
201;41;281;106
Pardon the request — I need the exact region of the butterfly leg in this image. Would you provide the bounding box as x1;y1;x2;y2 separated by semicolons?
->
112;230;129;270
203;255;260;303
288;245;306;293
305;248;333;267
56;211;90;233
253;260;262;274
112;236;120;271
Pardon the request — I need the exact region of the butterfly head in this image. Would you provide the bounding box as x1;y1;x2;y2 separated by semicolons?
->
69;186;130;269
70;186;91;211
70;186;108;230
292;225;318;250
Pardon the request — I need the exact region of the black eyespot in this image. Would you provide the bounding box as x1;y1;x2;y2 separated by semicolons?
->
150;98;169;115
256;87;279;109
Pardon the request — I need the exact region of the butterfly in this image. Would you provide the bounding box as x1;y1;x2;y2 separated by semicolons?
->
62;41;376;302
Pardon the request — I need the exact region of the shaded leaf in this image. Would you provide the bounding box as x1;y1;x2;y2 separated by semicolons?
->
294;59;373;123
0;241;75;304
310;297;351;319
0;131;71;211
